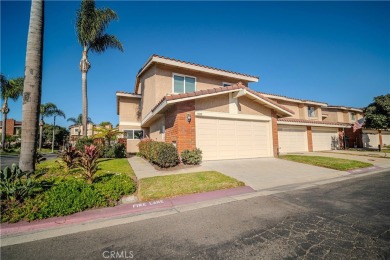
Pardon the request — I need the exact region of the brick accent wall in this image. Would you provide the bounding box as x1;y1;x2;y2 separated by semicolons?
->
271;110;279;157
165;100;196;154
5;119;15;136
307;126;313;152
344;128;362;148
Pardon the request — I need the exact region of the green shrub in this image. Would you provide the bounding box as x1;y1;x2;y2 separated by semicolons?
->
75;137;94;152
103;143;127;158
181;148;203;165
138;140;179;168
0;164;43;202
33;179;106;219
93;174;136;206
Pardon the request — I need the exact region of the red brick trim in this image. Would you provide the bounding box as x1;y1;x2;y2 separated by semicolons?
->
165;100;196;154
271;110;279;157
307;126;313;152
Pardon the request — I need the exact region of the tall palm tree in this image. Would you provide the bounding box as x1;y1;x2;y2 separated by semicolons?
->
19;0;44;172
76;0;123;137
39;102;65;150
51;110;66;153
1;74;24;150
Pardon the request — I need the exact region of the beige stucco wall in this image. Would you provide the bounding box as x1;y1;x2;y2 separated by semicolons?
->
238;96;272;117
127;140;141;153
139;64;157;121
272;100;301;119
195;94;229;113
322;109;339;122
149;116;165;142
119;97;140;123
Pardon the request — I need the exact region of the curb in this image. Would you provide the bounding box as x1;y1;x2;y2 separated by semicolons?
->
1;167;388;247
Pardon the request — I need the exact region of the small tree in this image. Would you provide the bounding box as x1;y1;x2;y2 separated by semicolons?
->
363;94;390;130
93;127;122;146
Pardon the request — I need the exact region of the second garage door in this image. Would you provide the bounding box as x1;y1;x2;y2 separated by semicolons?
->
381;131;390;147
312;127;338;151
278;125;308;153
196;117;272;160
362;130;380;148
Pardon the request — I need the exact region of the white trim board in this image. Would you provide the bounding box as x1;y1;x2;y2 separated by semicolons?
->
195;111;271;122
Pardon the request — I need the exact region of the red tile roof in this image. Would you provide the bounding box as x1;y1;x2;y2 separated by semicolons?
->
259;91;327;105
150;82;295;115
278;117;351;126
140;54;259;80
116;91;141;96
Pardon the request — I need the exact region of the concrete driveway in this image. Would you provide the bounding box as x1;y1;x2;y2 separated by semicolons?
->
202;158;348;191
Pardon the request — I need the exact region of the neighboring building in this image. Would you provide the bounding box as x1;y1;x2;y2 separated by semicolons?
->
0;119;22;136
69;123;114;144
116;54;385;159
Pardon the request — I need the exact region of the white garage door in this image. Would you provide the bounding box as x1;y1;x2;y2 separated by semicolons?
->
362;130;379;148
278;125;308;153
312;127;338;151
381;131;390;147
196;117;272;160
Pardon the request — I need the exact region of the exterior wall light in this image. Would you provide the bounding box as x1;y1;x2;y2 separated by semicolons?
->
186;113;191;123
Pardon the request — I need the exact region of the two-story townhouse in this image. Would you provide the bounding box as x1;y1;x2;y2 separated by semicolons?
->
69;123;96;144
117;55;296;160
117;55;385;160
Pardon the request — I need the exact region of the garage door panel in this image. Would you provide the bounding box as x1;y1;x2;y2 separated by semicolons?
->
382;132;390;146
197;117;271;160
278;125;308;153
312;127;338;151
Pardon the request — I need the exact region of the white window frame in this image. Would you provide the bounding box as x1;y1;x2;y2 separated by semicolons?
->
172;73;197;94
123;129;144;140
308;106;316;117
222;82;232;87
351;112;356;121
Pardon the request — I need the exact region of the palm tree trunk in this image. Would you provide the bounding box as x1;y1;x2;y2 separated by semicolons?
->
51;116;56;153
1;102;8;150
80;48;90;138
19;0;44;171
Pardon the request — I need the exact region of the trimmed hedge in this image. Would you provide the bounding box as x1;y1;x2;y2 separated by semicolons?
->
138;139;179;168
181;148;202;165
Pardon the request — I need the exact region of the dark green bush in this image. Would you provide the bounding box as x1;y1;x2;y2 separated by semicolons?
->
138;140;179;168
93;174;136;206
33;179;106;219
103;143;127;158
181;148;203;165
75;137;94;152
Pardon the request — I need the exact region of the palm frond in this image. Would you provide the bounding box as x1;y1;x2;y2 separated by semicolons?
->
76;0;97;46
89;34;123;53
1;74;24;101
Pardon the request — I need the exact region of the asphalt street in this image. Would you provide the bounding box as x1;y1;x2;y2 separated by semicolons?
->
2;170;390;260
0;153;58;169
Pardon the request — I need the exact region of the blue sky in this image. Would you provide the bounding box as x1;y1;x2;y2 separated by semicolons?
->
1;1;389;128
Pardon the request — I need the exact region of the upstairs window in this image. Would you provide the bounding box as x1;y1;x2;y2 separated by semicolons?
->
124;130;144;140
173;74;196;93
308;106;315;117
351;112;356;121
223;82;232;87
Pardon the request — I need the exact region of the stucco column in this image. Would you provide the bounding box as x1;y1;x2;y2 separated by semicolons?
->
379;130;383;148
271;110;279;157
307;126;313;152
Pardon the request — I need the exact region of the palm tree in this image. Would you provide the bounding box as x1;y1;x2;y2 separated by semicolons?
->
39;103;66;151
67;114;93;137
76;0;123;137
19;0;44;172
1;74;24;150
93;127;122;146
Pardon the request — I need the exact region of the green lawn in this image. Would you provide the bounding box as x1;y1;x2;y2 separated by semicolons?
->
280;155;373;171
138;171;244;201
381;149;390;153
96;158;135;178
36;157;135;179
